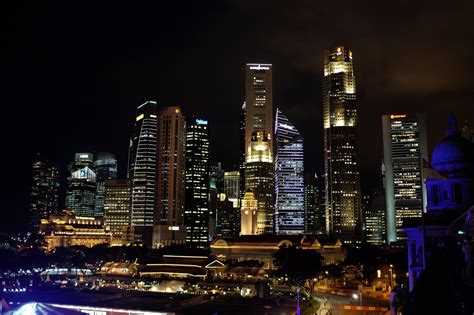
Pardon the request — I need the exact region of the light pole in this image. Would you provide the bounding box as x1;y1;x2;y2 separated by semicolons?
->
389;264;394;290
353;292;362;313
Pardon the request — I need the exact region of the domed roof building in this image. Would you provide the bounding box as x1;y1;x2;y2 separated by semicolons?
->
404;114;474;298
426;114;474;212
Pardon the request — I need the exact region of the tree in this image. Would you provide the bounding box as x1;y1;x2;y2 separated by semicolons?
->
273;245;324;298
344;244;385;284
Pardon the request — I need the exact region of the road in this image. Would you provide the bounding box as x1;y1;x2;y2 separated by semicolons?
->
313;291;389;315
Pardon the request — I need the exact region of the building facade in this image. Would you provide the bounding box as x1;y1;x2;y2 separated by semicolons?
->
241;190;258;235
154;106;186;247
66;153;97;217
323;46;362;244
274;108;304;234
209;162;224;239
224;171;241;208
304;173;326;235
244;63;275;235
382;114;427;243
40;210;111;250
184;117;210;248
30;154;60;231
239;102;246;199
104;179;132;245
245;131;275;234
128;101;158;245
94;152;118;217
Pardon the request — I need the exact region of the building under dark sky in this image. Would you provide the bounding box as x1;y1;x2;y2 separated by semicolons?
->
3;1;474;232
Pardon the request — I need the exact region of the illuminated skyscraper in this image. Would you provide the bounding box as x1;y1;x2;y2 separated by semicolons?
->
128;100;158;245
30;154;60;231
224;171;240;208
209;162;224;239
304;173;326;235
382;113;427;243
184;117;210;248
66;153;97;217
239;102;246;198
274;109;304;234
154;106;186;247
245;64;273;154
323;46;362;243
94;152;117;217
104;179;132;245
244;63;274;234
245;131;274;234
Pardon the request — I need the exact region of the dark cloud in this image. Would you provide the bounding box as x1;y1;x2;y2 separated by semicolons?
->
2;0;474;231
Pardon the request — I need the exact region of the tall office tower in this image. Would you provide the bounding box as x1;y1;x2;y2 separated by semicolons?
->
30;154;60;231
239;102;246;198
104;179;132;245
382;114;427;243
184;117;210;248
363;189;386;246
209;162;224;239
240;190;258;235
128;101;158;245
245;63;273;154
244;64;275;234
94;152;118;217
216;195;239;238
323;46;362;244
66;153;97;217
245;131;275;234
224;171;240;208
304;174;326;235
274;109;305;234
154;106;186;247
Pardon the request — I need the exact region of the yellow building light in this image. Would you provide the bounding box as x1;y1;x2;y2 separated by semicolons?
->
136;114;144;121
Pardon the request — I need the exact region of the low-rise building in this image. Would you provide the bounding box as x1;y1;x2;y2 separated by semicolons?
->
39;210;111;250
211;234;345;269
139;255;225;280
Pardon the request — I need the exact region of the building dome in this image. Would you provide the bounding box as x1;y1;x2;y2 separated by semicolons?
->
426;114;474;212
431;115;474;172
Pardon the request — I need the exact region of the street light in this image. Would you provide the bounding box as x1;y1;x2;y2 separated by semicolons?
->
353;292;362;312
389;264;394;290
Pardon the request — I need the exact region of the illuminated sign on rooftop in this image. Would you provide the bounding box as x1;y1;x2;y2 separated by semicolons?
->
390;114;407;119
196;119;208;125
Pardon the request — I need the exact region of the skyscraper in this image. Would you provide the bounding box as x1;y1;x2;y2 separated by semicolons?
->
94;152;117;217
184;116;210;248
382;113;427;243
323;46;362;244
304;173;325;235
128;101;158;245
154;106;186;247
363;189;386;246
209;162;224;239
66;153;97;217
224;171;240;208
245;131;274;234
244;63;274;234
274;108;304;234
245;63;273;154
239;102;246;198
30;154;60;231
104;179;132;245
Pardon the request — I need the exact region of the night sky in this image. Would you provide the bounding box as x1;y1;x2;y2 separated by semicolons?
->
3;1;474;232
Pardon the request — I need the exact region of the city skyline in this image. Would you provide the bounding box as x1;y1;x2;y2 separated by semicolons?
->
4;1;474;233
